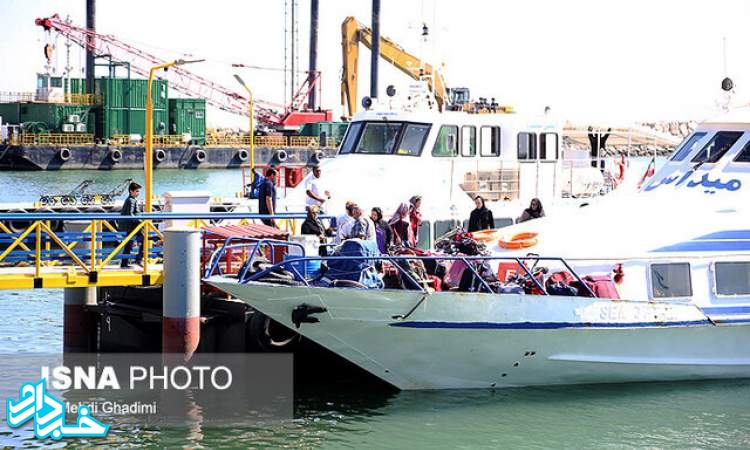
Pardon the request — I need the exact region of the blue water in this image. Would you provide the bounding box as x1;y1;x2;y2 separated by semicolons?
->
2;161;750;448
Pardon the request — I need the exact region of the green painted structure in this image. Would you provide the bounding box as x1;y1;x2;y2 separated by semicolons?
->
299;121;349;145
168;98;206;144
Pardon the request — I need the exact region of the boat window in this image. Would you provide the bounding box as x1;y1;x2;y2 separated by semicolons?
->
461;126;476;157
432;125;459;157
733;140;750;163
714;261;750;295
396;124;431;156
339;122;363;154
517;132;537;160
650;263;692;298
540;133;558;160
340;121;430;156
691;131;743;163
50;77;63;88
480;126;501;156
355;122;402;154
670;132;706;162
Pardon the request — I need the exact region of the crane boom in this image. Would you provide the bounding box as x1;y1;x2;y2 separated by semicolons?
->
341;16;447;117
35;14;319;126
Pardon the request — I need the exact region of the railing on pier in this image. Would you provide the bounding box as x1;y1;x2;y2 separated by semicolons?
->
0;211;311;290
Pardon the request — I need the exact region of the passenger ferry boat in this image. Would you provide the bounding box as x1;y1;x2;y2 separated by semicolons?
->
281;85;613;241
207;104;750;390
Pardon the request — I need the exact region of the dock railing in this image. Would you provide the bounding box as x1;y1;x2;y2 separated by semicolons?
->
0;211;311;289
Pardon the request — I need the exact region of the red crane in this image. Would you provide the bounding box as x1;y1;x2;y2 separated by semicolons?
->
35;14;331;128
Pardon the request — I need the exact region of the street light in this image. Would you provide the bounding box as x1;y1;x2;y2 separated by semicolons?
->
233;74;255;173
144;58;203;271
145;58;204;213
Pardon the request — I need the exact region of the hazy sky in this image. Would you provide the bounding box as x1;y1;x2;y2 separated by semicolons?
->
2;0;750;127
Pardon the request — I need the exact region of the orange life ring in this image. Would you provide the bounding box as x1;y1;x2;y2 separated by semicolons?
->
498;232;538;249
470;229;501;242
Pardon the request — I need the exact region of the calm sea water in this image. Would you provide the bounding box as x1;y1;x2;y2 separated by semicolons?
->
2;162;750;449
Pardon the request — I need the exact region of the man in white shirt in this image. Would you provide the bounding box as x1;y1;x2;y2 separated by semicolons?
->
305;165;331;209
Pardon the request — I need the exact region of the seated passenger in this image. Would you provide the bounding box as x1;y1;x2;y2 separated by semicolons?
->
468;195;494;232
301;205;329;242
389;202;416;248
519;198;545;223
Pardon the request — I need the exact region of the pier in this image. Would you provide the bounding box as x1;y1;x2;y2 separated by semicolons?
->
0;211;300;289
0;210;304;356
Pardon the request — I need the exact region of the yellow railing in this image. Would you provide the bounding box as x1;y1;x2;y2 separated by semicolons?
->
17;133;95;146
63;93;103;105
0;219;163;277
153;134;187;145
205;135;337;148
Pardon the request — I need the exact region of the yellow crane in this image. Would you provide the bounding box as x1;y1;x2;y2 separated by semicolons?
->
340;16;449;117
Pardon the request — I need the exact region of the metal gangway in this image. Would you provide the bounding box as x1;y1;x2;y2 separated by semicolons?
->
0;211;303;290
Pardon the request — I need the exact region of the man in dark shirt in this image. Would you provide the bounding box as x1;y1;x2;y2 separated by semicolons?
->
258;168;278;227
119;182;143;268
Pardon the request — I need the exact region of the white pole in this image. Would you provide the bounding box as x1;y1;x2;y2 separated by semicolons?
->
162;228;201;361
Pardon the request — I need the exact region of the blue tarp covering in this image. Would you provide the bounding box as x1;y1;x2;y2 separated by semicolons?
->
325;239;383;288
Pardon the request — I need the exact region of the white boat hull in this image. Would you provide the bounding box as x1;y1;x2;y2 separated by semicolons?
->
207;277;750;390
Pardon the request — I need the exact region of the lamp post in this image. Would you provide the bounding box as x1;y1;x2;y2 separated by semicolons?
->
146;59;204;212
233;74;254;172
145;59;202;271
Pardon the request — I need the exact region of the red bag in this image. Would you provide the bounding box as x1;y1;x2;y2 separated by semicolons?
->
583;274;620;299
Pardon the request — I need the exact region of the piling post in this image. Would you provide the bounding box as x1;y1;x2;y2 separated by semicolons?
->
162;228;201;360
63;287;97;352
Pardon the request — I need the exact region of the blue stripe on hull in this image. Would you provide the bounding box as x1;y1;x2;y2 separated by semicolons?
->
653;241;750;252
389;320;716;330
702;306;750;314
700;230;750;240
652;229;750;252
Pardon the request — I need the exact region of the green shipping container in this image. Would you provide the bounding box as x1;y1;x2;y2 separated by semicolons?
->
0;103;21;124
95;78;168;110
97;107;168;140
168;98;206;144
299;121;350;145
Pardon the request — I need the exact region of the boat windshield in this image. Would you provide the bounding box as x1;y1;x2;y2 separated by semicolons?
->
339;121;431;156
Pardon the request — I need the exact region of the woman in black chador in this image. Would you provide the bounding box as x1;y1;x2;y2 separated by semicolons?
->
468;196;494;232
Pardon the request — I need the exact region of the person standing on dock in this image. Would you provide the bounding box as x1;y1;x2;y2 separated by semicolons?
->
119;182;143;268
259;168;278;228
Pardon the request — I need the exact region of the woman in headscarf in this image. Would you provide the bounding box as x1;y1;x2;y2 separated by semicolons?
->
468;195;494;232
388;202;415;247
370;207;394;253
408;195;423;240
519;198;545;222
301;205;327;242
